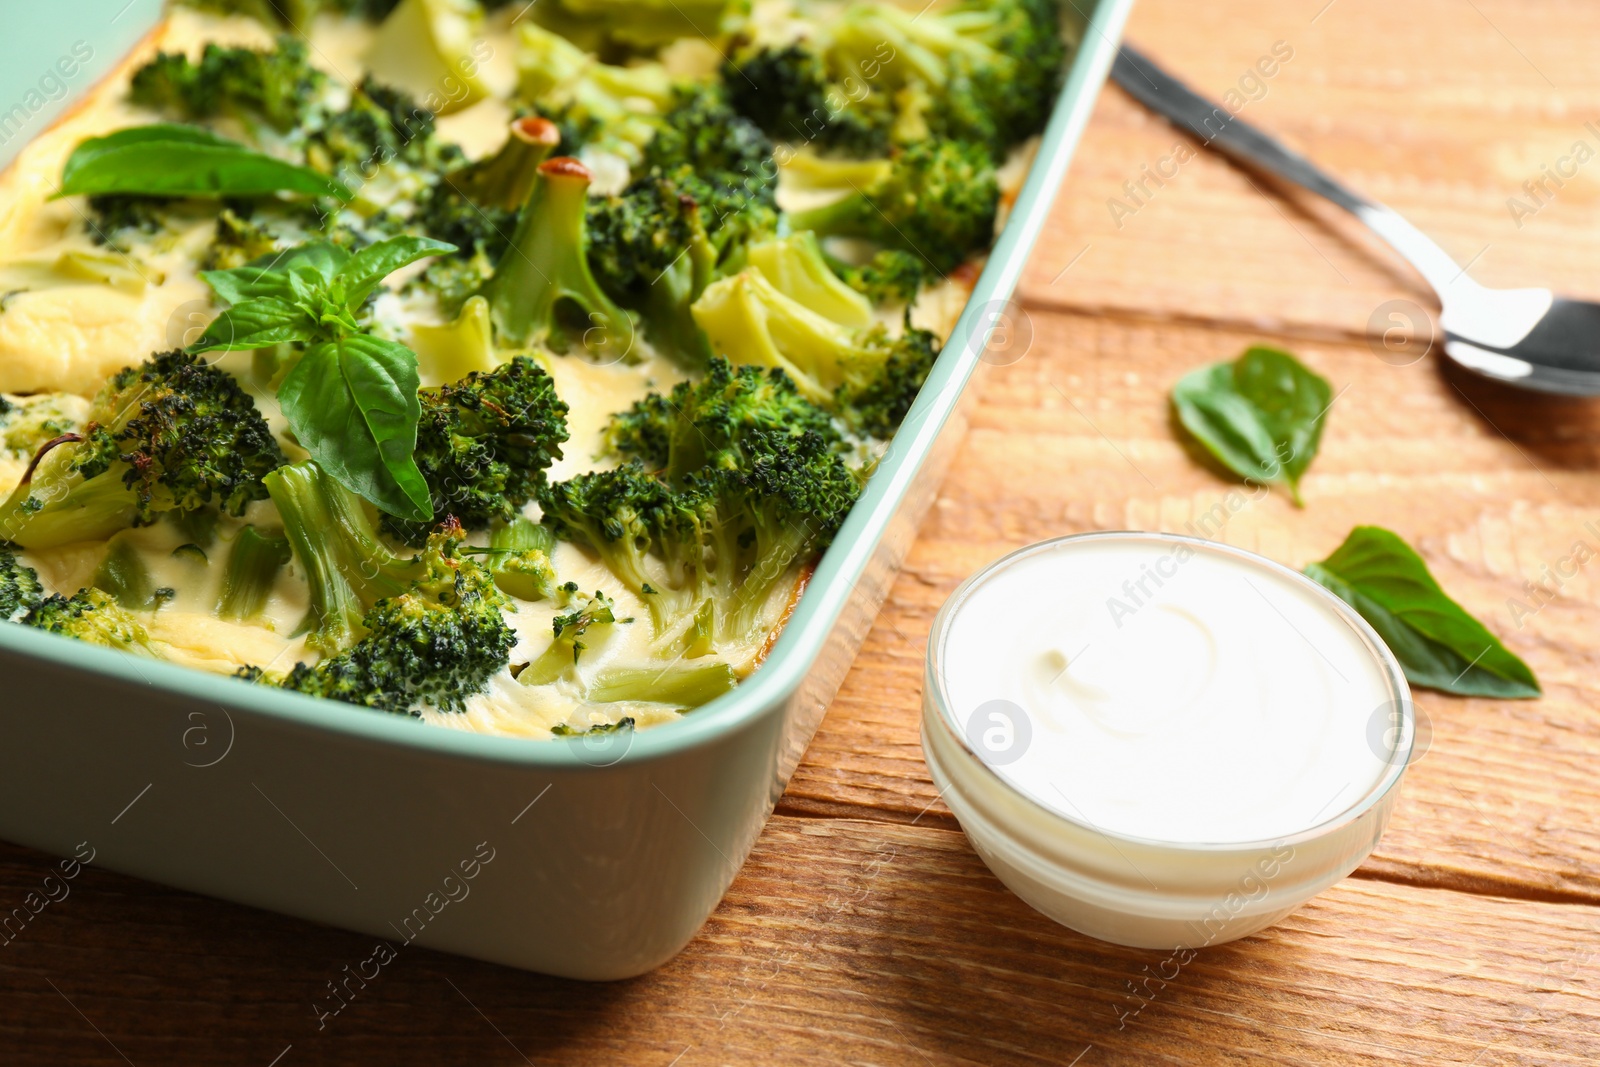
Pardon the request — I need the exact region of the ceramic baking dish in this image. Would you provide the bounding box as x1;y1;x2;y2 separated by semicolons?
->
0;0;1134;979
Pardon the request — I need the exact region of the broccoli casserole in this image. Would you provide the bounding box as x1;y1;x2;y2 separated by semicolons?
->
0;0;1069;737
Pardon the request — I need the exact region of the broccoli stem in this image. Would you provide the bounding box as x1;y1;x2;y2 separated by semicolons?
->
443;117;562;212
484;517;558;601
517;588;617;685
518;641;579;687
91;538;171;611
722;516;811;643
640;218;718;368
0;436;138;549
216;525;292;621
748;232;874;328
652;597;715;660
689;269;851;404
264;461;423;653
483;157;636;356
585;661;736;706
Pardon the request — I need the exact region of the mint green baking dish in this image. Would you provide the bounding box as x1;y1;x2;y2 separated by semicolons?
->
0;0;1134;979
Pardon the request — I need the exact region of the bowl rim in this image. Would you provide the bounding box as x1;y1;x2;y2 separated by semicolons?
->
923;530;1416;854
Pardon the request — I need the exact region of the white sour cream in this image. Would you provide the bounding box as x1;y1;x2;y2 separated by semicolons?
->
937;535;1396;844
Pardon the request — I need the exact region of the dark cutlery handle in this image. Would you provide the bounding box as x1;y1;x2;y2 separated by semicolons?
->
1111;45;1371;214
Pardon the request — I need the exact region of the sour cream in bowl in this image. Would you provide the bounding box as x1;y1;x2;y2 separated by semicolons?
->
921;531;1413;949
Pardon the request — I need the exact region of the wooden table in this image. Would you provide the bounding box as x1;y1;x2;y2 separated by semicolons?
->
7;0;1600;1062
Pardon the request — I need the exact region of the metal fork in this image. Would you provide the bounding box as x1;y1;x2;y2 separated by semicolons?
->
1112;44;1600;396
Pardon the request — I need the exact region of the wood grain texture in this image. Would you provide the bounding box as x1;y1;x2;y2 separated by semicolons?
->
1024;0;1600;339
1;817;1597;1066
781;309;1600;903
8;0;1600;1061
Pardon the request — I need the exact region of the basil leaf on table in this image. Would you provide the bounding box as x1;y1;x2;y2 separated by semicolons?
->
1306;525;1541;699
1172;346;1332;505
56;124;351;201
278;335;433;523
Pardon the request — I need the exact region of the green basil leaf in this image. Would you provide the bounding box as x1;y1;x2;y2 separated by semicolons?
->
278;336;433;522
188;298;314;353
1306;526;1540;698
199;241;350;306
335;236;457;307
56;123;351;201
1172;346;1332;505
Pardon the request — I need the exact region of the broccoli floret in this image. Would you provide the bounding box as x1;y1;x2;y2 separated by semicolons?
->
201;206;283;271
732;233;940;434
358;76;438;147
837;248;929;306
684;428;859;644
547;379;857;653
727;0;1064;159
832;318;939;437
643;84;774;190
85;195;175;252
914;0;1066;151
276;522;516;714
787;140;997;274
748;232;873;327
584;91;779;367
538;465;703;633
0;548;44;623
305;77;460;184
604;357;838;483
586;172;718;367
264;460;428;653
517;588;621;686
722;42;895;156
129;36;324;132
380;355;571;545
634;88;781;265
415;186;513;266
690;266;941;412
21;588;163;657
0;351;286;549
482;157;636;356
216;525;292;621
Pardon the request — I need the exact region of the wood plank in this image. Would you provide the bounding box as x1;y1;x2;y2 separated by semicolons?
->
1;818;1595;1065
781;305;1600;903
1022;0;1600;338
